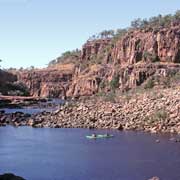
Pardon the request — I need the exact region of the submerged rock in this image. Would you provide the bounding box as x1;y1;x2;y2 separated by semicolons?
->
156;139;160;143
0;173;25;180
148;177;160;180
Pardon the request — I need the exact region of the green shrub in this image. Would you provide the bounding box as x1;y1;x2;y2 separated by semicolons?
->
96;91;117;103
146;109;168;123
0;82;30;96
112;29;127;44
162;76;171;88
110;74;119;91
48;49;81;66
89;54;104;65
96;92;106;97
99;80;106;89
104;92;116;103
152;109;168;121
124;94;132;103
171;72;180;83
144;79;154;89
143;51;159;62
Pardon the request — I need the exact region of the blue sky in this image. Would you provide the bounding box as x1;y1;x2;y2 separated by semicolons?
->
0;0;180;68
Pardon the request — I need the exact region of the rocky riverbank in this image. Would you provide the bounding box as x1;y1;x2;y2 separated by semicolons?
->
25;86;180;134
1;86;178;135
0;95;49;108
0;110;30;127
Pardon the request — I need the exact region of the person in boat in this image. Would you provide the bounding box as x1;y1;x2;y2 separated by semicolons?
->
91;133;97;137
105;133;110;137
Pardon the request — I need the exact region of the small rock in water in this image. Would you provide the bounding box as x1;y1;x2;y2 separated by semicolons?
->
148;177;160;180
0;110;5;114
169;137;176;142
0;173;25;180
155;139;160;143
175;139;180;143
117;124;123;131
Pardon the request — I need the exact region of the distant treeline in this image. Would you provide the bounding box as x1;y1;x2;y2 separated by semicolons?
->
48;49;81;67
89;10;180;40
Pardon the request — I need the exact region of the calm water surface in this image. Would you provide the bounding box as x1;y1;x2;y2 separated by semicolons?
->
0;127;180;180
1;99;65;114
1;107;56;114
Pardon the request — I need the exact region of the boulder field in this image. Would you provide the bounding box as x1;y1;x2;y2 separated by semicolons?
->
25;87;180;134
1;86;179;135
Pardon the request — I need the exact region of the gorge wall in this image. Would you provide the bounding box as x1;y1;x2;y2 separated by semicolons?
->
67;23;180;97
17;22;180;98
17;65;75;99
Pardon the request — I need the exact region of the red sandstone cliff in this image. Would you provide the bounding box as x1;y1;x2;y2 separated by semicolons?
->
112;26;180;65
67;24;180;97
17;23;180;98
18;65;75;98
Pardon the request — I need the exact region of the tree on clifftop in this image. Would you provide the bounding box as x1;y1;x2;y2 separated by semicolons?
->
0;59;2;68
131;18;143;28
100;30;115;39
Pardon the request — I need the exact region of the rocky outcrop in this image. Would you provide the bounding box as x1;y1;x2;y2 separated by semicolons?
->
81;39;111;61
112;25;180;65
82;24;180;66
0;110;30;127
66;24;180;97
67;64;113;97
67;62;180;97
17;23;180;98
18;66;75;99
118;63;180;91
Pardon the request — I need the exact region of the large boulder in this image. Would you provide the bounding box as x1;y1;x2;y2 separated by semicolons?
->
0;173;25;180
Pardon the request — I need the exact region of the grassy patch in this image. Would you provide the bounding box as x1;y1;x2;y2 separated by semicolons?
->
144;79;154;89
148;109;168;122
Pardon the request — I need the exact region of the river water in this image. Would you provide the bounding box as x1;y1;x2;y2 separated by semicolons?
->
0;127;180;180
0;99;65;114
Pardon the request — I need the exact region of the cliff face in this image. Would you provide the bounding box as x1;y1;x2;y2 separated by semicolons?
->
68;24;180;97
81;25;180;66
18;66;75;98
67;64;113;97
81;39;112;62
18;23;180;98
112;25;180;65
